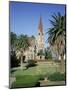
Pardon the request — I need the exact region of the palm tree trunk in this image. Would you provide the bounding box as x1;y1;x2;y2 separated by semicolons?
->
34;53;35;60
20;56;23;69
60;55;65;73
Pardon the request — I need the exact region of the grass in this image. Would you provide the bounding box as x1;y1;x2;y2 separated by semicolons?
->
11;62;59;76
11;75;41;88
48;72;65;81
10;61;65;88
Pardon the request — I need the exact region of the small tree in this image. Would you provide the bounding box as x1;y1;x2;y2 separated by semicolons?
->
44;48;52;59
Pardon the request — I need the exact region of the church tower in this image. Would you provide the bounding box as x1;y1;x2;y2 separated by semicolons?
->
36;16;45;54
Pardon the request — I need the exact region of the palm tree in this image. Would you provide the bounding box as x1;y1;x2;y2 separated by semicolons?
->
15;49;23;69
15;34;29;69
48;12;66;73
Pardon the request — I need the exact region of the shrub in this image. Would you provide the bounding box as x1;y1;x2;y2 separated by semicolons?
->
26;60;37;69
39;77;44;80
48;72;65;81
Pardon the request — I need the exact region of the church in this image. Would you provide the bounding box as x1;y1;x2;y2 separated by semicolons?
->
16;16;45;61
23;16;45;61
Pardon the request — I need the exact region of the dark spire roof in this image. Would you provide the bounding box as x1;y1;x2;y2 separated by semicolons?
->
38;16;43;33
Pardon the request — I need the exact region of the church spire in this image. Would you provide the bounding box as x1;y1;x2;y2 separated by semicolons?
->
38;16;43;33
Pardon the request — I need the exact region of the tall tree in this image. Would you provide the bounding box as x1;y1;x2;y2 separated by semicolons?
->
11;32;17;47
48;12;66;73
16;34;29;50
15;34;29;69
10;32;20;68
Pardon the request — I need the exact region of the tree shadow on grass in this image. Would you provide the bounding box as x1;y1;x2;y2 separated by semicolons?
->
23;64;37;70
11;69;17;73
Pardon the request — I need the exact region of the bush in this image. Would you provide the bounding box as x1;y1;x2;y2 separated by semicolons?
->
48;72;65;81
26;60;37;68
39;77;44;80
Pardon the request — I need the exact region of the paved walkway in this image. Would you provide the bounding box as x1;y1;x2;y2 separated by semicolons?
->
39;80;65;86
9;76;16;88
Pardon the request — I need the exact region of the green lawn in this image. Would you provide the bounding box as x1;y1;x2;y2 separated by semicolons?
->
11;62;59;76
11;75;41;88
10;62;65;88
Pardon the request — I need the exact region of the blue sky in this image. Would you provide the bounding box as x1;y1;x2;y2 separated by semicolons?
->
10;1;65;47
